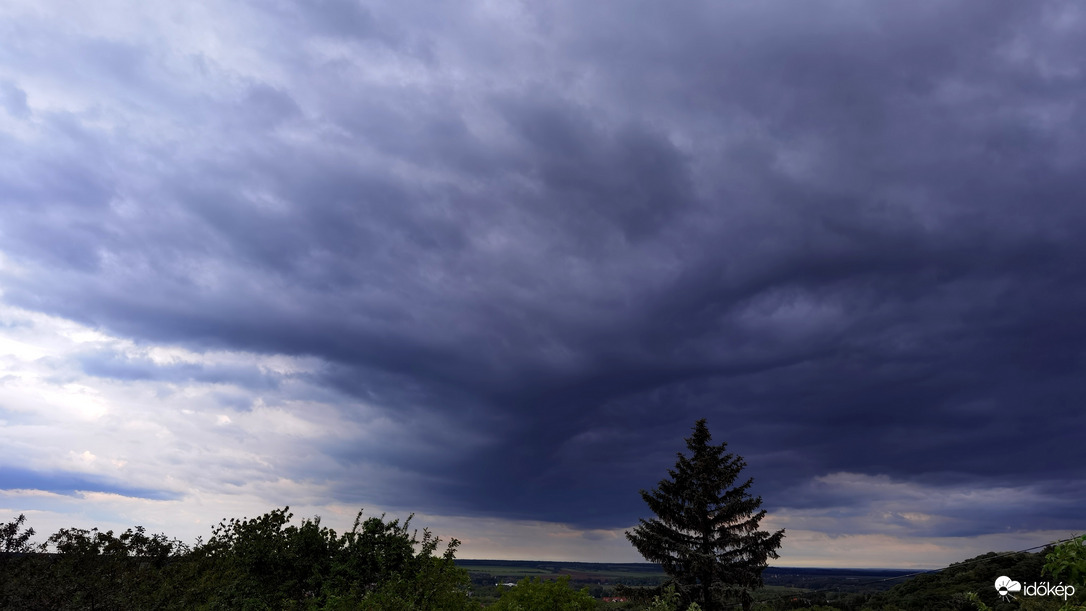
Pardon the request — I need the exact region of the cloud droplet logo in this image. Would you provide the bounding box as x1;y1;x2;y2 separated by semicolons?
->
995;575;1022;600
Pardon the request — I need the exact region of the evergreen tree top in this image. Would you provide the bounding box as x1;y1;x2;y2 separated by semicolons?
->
627;418;784;611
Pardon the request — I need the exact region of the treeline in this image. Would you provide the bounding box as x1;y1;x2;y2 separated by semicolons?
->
740;542;1085;611
861;547;1077;611
0;510;658;610
0;508;477;610
3;508;1083;611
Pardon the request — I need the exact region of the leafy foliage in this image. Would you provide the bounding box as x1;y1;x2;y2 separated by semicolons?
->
865;550;1055;611
1044;534;1086;611
0;513;36;553
1;521;189;610
646;584;703;611
1045;534;1086;586
0;508;474;610
490;575;598;610
626;419;784;611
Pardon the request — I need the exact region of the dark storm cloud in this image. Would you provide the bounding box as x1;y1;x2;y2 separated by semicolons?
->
1;0;1084;537
773;474;1086;538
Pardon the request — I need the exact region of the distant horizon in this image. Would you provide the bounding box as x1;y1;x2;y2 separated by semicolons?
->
454;558;936;573
8;502;1066;571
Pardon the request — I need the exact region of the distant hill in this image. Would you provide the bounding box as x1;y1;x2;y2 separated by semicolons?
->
864;548;1059;611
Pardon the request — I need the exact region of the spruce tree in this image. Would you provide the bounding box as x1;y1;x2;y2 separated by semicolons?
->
626;419;784;611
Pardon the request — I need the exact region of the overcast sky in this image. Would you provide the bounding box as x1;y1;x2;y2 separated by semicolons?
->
1;0;1084;568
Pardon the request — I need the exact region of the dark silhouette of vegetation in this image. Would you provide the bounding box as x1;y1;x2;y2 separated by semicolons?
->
626;419;784;611
3;512;1080;610
864;548;1067;611
0;508;474;610
0;513;35;554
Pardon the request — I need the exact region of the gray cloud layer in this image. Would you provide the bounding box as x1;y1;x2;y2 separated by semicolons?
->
1;0;1084;538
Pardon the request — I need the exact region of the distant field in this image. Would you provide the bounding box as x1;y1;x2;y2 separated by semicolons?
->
456;559;667;584
456;560;916;592
458;564;564;577
754;585;810;600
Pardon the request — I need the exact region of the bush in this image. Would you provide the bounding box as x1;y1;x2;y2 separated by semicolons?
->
0;508;476;610
490;575;598;610
1044;535;1086;611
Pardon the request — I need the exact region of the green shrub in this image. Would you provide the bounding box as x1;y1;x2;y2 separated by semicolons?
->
1;508;475;610
490;575;598;610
